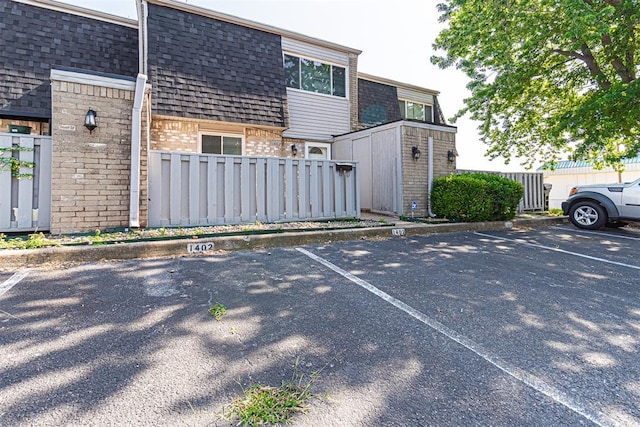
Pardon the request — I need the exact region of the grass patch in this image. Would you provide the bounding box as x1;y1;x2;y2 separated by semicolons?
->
209;303;227;321
222;359;317;426
547;208;564;216
0;232;61;250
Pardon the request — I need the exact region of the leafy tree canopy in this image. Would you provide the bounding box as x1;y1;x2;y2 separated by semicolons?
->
432;0;640;169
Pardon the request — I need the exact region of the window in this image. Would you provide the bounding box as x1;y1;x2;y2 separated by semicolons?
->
284;54;346;97
201;134;243;155
399;100;434;122
305;142;331;160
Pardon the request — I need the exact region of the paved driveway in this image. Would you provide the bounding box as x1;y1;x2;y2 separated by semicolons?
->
1;226;639;426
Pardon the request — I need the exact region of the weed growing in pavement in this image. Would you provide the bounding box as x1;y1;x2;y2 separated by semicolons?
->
221;357;319;426
547;208;564;216
209;303;227;320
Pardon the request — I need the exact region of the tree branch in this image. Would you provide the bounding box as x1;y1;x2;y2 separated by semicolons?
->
579;44;612;90
552;47;611;89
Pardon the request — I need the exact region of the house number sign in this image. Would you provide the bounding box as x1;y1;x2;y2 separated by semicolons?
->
187;242;214;253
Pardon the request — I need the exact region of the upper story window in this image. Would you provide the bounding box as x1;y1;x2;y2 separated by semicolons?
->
201;134;243;155
399;100;434;122
284;54;346;98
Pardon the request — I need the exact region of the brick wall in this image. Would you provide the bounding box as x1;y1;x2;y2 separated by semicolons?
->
401;125;456;217
50;78;137;234
150;118;198;152
138;95;151;227
150;116;290;157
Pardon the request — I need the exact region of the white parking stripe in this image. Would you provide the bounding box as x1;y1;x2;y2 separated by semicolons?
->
0;270;30;297
552;226;640;241
296;247;613;427
475;232;640;271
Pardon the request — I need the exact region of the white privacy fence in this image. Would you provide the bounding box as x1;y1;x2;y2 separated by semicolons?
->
148;151;360;227
0;133;52;232
456;170;545;212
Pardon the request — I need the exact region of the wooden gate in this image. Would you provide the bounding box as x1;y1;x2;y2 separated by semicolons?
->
148;151;360;227
0;133;52;232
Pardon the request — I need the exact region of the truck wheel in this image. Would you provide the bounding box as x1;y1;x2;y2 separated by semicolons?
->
569;201;607;230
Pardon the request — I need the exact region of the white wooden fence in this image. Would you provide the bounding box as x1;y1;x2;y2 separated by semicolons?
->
0;133;52;232
148;151;360;227
456;170;545;212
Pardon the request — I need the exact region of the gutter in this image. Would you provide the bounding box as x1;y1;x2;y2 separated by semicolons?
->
129;73;148;228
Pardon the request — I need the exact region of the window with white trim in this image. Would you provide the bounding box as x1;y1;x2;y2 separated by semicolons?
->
399;100;434;122
305;142;331;160
284;54;346;98
201;133;243;155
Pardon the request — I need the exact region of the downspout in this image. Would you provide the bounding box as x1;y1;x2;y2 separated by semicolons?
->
427;136;436;217
129;73;148;228
137;0;148;76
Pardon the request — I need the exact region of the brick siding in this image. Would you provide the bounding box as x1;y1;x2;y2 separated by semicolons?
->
401;125;456;217
50;78;145;233
150;117;292;157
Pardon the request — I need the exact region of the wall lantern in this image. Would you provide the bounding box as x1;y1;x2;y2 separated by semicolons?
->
291;144;298;157
84;109;97;134
447;149;456;163
411;146;421;160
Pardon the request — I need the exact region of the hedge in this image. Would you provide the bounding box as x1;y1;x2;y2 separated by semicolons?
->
431;173;524;222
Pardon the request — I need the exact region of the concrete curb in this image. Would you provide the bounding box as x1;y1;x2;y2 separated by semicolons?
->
0;216;569;268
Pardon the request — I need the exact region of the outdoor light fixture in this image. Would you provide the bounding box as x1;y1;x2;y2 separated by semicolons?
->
447;150;456;163
291;144;298;157
411;146;421;160
84;109;97;134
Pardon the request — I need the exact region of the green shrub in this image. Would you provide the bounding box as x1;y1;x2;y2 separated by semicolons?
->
431;173;524;222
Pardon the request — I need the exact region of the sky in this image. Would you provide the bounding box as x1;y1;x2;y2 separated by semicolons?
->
59;0;529;172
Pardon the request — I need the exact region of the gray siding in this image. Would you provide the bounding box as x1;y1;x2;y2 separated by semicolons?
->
283;90;350;139
0;0;138;119
282;37;349;66
397;87;434;106
281;36;351;139
147;4;287;127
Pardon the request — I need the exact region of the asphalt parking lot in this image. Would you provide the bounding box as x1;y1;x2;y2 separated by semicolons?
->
1;225;639;426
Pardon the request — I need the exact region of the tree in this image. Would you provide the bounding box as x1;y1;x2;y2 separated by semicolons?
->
432;0;640;169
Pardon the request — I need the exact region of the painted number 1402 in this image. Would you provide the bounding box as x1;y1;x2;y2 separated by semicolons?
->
187;242;214;253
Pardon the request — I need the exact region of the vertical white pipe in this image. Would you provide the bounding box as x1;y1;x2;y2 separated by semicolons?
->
427;136;436;217
136;1;148;76
129;73;147;228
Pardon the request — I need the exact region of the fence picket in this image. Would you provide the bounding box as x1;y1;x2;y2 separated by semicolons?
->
17;137;34;229
0;134;52;232
147;151;359;227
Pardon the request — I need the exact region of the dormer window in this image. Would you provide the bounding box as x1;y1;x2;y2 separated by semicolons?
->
399;100;433;122
284;54;346;98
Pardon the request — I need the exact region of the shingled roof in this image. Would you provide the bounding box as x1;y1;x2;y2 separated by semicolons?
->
0;0;138;119
146;3;288;128
358;78;402;128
